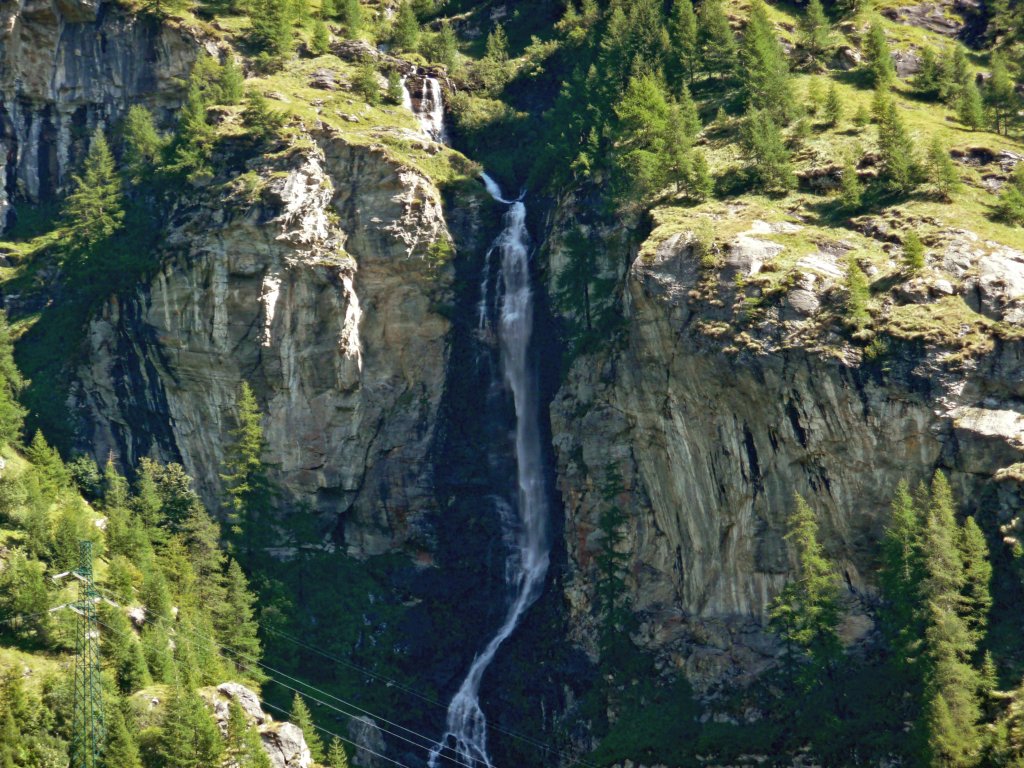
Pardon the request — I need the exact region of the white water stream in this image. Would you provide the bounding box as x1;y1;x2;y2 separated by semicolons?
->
426;177;550;767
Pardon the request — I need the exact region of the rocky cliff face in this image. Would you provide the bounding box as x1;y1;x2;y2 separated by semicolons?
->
0;0;204;226
72;131;482;556
549;202;1024;692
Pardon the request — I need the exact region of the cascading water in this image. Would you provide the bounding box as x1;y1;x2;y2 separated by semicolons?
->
427;176;551;768
401;74;447;142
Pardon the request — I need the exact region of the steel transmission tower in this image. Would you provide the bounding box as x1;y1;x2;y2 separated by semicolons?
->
69;540;104;768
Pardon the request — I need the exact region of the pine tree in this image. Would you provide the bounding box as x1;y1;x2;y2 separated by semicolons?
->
741;108;796;193
879;480;925;664
217;559;262;673
668;0;699;88
392;1;419;51
328;737;350;768
226;701;271;768
220;382;273;556
434;21;459;70
101;605;152;693
157;680;224;768
173;77;215;175
249;0;293;59
845;258;871;329
742;0;795;122
103;702;143;768
926;136;960;201
903;231;926;272
919;472;983;768
994;164;1024;225
0;549;50;639
242;90;287;140
985;52;1018;135
698;0;738;81
800;0;831;67
913;46;942;99
864;21;895;86
353;58;382;105
956;516;992;643
310;18;330;55
140;564;173;623
291;695;325;763
613;72;673;202
336;0;361;31
122;106;165;182
63;128;124;248
824;82;843;127
768;494;843;691
939;46;971;104
957;78;985;131
688;149;713;200
220;56;245;105
877;96;920;194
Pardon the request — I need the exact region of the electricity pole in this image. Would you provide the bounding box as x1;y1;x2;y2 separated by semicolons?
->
68;540;104;768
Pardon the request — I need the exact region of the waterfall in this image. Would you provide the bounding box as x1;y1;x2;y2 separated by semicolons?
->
400;75;447;142
428;176;550;768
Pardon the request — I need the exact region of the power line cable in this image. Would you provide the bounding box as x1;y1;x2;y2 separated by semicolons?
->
92;588;478;768
92;615;416;768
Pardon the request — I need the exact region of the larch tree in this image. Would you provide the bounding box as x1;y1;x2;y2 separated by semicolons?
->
220;382;273;556
864;21;895;86
698;0;738;81
291;694;325;763
668;0;699;89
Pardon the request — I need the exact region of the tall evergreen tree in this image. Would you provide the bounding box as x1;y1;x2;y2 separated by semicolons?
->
741;108;795;193
392;1;419;51
328;737;350;768
698;0;738;81
217;559;263;672
668;0;699;88
879;480;924;665
226;701;271;768
742;0;795;122
336;0;362;31
877;94;920;193
249;0;294;59
0;312;25;446
220;382;273;556
903;231;926;272
291;695;325;763
768;494;843;690
63;128;124;248
103;702;143;768
864;21;895;86
220;56;246;105
845;258;871;329
122;106;165;182
957;78;985;131
156;680;224;768
926;136;960;201
985;52;1018;135
800;0;831;68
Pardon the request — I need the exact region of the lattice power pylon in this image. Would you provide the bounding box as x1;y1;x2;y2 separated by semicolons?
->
67;540;105;768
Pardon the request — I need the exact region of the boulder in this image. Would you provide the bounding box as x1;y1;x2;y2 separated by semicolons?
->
262;723;313;768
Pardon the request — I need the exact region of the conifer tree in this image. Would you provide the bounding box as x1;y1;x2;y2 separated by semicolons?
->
985;52;1018;135
845;258;871;329
913;46;942;99
864;21;895;86
242;90;287;140
0;549;50;640
824;82;843;127
768;494;843;690
877;96;920;193
310;18;330;55
221;382;273;556
291;694;325;763
800;0;831;67
217;559;263;671
939;46;971;104
122;106;165;182
141;564;173;623
353;58;382;105
742;0;795;122
392;1;419;51
689;149;714;200
337;0;362;31
957;516;992;643
173;77;215;175
698;0;738;81
157;680;224;768
903;231;926;272
226;701;271;768
101;605;151;693
250;0;293;59
220;57;245;105
919;472;983;768
63;128;124;248
103;702;143;768
879;480;924;664
613;72;673;201
926;137;960;201
994;164;1024;225
668;0;699;88
957;78;985;131
142;623;176;684
328;737;350;768
434;21;459;70
741;108;795;193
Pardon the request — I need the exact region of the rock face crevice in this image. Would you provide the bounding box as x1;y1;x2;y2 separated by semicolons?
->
0;0;204;226
550;220;1024;691
73;135;482;556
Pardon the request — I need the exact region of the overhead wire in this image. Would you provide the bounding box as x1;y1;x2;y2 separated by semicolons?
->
91;613;416;768
92;586;478;768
